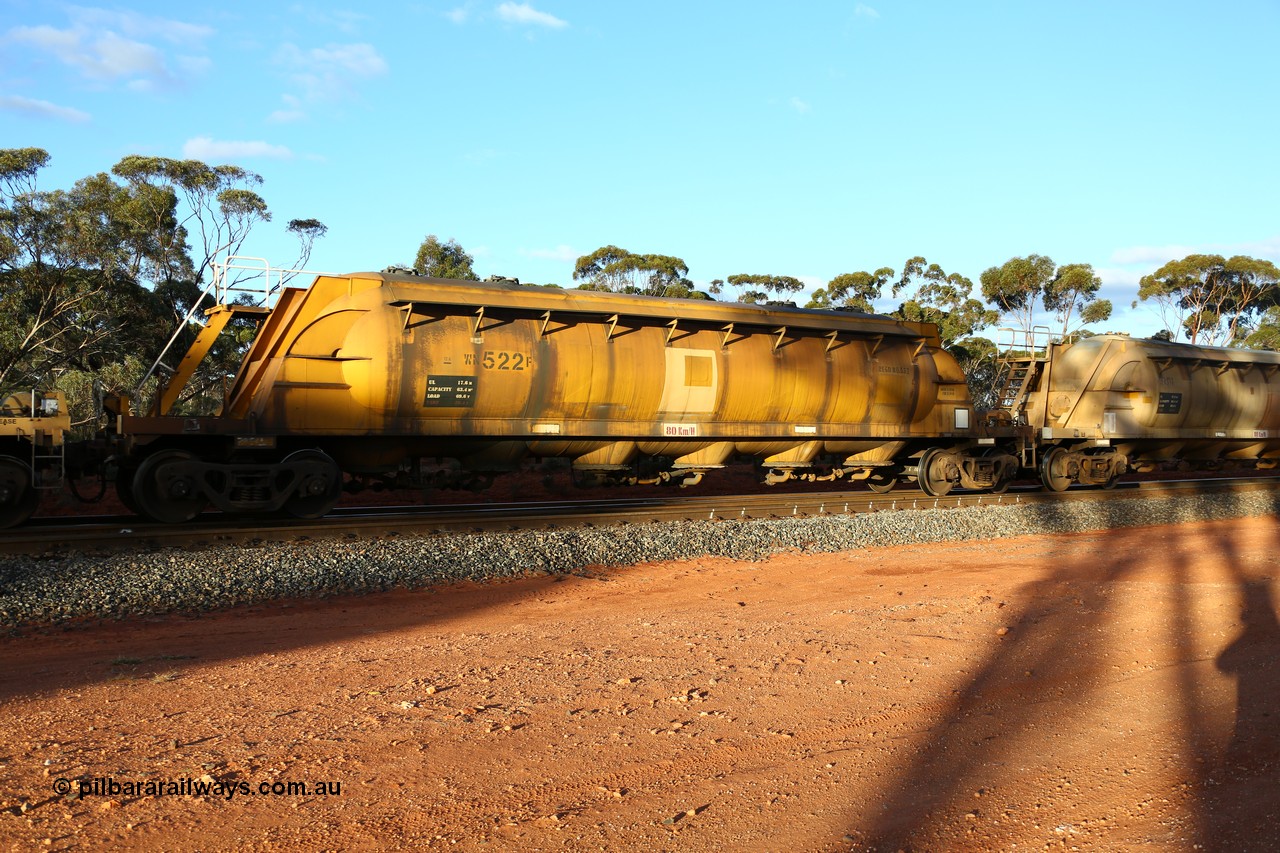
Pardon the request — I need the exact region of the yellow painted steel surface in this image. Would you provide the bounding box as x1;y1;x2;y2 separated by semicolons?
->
0;391;70;446
1028;334;1280;461
225;272;975;469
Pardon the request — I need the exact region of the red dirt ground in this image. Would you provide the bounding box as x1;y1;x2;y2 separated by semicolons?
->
1;515;1278;851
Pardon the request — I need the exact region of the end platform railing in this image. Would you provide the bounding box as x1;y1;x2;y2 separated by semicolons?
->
134;255;324;404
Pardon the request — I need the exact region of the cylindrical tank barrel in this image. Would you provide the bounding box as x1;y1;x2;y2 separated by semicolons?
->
1039;335;1280;461
240;273;975;471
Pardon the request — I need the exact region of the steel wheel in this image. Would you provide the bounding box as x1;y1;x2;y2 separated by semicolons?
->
917;448;954;497
281;450;343;519
1039;446;1072;492
133;450;208;523
0;456;39;529
866;471;897;494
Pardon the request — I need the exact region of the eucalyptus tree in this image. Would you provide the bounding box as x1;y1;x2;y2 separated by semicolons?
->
808;268;894;313
1043;263;1111;339
1;151;167;388
894;256;998;345
713;273;805;305
111;155;272;301
945;335;1001;412
1;150;172;424
0;147;322;423
1137;254;1280;345
413;234;477;280
1245;306;1280;349
283;218;328;283
979;254;1057;336
573;246;698;297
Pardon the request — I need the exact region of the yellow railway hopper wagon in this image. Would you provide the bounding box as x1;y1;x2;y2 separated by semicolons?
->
1005;334;1280;490
113;272;1017;522
0;390;70;528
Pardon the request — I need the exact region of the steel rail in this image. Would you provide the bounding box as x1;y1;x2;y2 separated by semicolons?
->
2;475;1276;557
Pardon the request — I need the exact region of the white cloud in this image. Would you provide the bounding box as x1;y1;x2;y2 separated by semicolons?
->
6;9;212;90
7;24;79;55
182;137;294;161
0;94;91;123
1230;235;1280;258
446;3;476;24
286;6;370;35
94;32;170;78
277;42;389;104
306;43;388;76
267;95;307;123
790;96;811;114
524;245;578;262
1109;244;1198;266
854;4;880;19
496;2;568;29
66;7;213;46
266;107;307;124
177;55;213;76
10;25;166;82
1110;235;1280;267
1093;266;1144;290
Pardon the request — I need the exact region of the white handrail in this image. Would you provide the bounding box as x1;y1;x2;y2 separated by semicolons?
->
133;256;327;399
996;326;1068;358
210;255;326;307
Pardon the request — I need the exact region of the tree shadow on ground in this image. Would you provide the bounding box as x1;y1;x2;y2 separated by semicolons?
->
0;567;617;703
852;496;1280;851
1205;576;1280;851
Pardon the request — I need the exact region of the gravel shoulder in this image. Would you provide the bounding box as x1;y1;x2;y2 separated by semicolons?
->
1;511;1278;851
3;490;1278;630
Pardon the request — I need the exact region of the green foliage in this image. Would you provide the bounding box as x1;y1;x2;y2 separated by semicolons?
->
720;273;803;305
977;255;1112;340
573;245;630;288
0;147;316;420
1244;306;1280;350
1;152;182;393
979;254;1057;334
804;256;997;345
413;235;477;280
1080;299;1112;326
281;219;328;285
892;257;998;345
1137;254;1223;344
1138;254;1280;345
810;267;894;312
945;336;1000;412
572;246;696;297
110;155;271;286
1043;263;1110;337
51;356;157;435
0;148;50;201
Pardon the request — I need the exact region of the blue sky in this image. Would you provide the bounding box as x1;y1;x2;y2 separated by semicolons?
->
3;0;1278;338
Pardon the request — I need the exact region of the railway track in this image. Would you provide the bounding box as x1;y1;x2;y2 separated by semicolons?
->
3;475;1276;557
